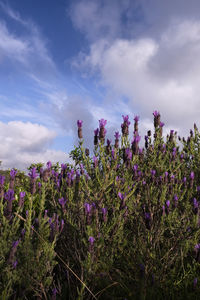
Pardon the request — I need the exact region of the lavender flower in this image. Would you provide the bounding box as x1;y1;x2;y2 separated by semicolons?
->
94;128;99;145
0;175;5;186
84;203;92;214
114;131;120;139
93;156;98;168
102;207;107;223
153;110;160;128
190;171;195;180
121;115;130;136
77;120;83;128
46;161;52;170
19;191;26;207
77;120;83;139
28;167;37;179
193;198;198;214
134;115;139;133
99;119;107;141
58;197;66;210
88;236;95;245
10;169;17;180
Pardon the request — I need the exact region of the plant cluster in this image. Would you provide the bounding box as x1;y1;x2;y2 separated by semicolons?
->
1;111;200;299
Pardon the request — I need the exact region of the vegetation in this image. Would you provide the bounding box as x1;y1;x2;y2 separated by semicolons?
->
1;111;200;299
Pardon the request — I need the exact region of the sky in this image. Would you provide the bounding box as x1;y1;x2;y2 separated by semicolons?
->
1;0;200;171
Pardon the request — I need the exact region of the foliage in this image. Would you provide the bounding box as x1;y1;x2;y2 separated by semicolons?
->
1;112;200;299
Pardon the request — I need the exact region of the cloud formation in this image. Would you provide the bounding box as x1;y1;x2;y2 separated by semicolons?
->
71;0;200;139
0;121;69;171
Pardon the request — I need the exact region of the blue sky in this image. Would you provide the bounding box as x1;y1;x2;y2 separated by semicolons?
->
1;0;200;170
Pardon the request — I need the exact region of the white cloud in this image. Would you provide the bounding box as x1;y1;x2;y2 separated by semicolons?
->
69;0;130;41
73;19;200;139
0;121;70;171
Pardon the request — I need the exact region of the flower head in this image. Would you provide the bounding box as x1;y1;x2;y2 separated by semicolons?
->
77;120;83;128
10;169;17;180
99;119;107;128
114;131;120;139
153;110;160;117
4;189;15;201
88;236;95;245
28;167;37;179
134;115;140;122
46;161;52;169
0;175;5;185
94;128;99;136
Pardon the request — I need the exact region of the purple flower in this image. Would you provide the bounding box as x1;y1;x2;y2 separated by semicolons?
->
88;236;95;245
114;131;120;139
46;161;52;169
125;148;132;160
102;207;107;215
174;195;178;205
151;170;156;176
193;198;198;208
166;200;170;208
122;115;130;125
111;148;116;160
19;191;26;198
133;164;138;171
10;169;17;180
99;119;107;128
19;191;26;207
94;128;99;135
93;156;98;168
134;115;140;122
84;203;92;214
61;163;67;171
28;167;37;179
4;189;15;201
160;122;165;127
12;240;20;249
58;197;66;209
102;207;107;222
77;120;83;128
107;139;112;146
145;212;151;220
162;205;165;215
132;135;141;143
195;244;200;250
165;171;168;177
118;192;125;200
0;175;5;185
190;171;195;180
153;110;160;117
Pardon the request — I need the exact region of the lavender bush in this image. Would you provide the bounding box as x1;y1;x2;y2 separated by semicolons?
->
1;111;200;299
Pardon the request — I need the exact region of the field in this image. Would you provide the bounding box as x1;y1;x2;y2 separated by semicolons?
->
1;111;200;299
